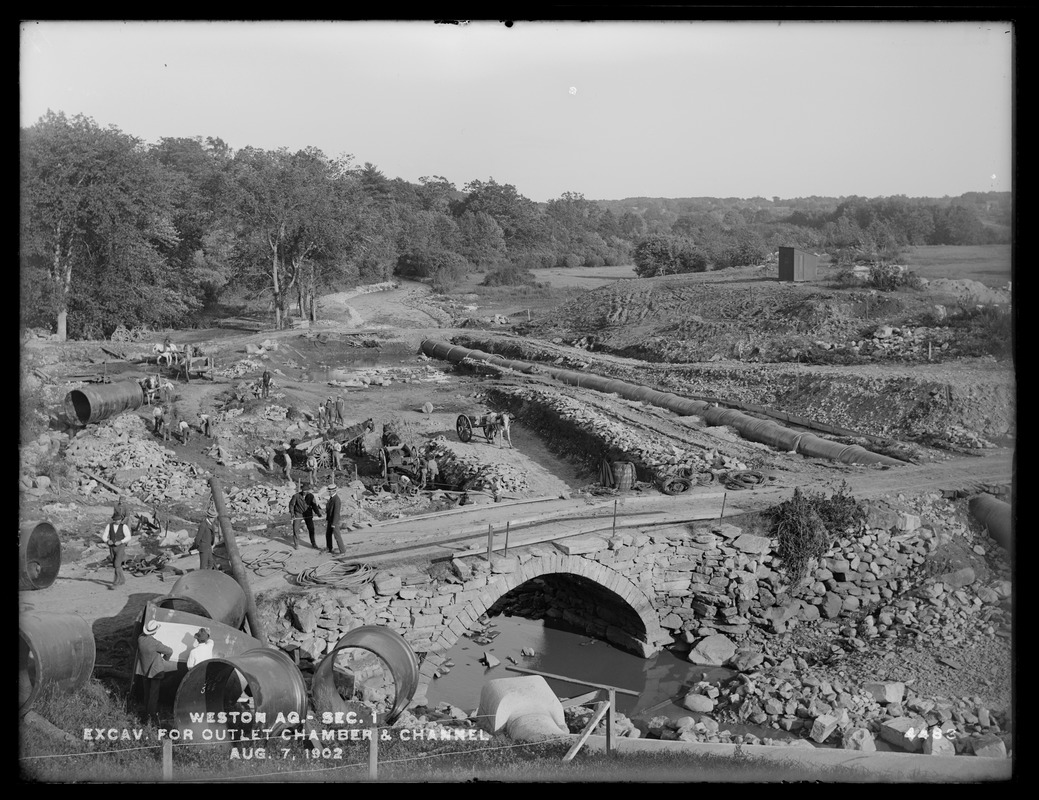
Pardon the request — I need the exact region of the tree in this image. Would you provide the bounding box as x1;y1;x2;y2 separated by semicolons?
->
458;211;507;268
21;111;181;339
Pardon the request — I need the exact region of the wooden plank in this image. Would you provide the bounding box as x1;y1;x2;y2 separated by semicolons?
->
505;666;639;696
560;689;603;709
562;701;610;762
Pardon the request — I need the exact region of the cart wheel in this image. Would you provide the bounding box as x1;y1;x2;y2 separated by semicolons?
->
660;477;693;496
456;414;473;443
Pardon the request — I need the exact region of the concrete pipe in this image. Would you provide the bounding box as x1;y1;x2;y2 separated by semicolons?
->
969;494;1013;551
420;339;905;468
158;570;248;630
312;625;420;725
19;521;62;590
19;612;96;716
173;648;308;745
476;675;568;739
64;381;145;426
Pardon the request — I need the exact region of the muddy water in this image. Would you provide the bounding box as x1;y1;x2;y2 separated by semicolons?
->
423;613;799;741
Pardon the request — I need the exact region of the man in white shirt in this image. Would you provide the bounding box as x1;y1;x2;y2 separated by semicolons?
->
100;510;132;588
186;628;214;668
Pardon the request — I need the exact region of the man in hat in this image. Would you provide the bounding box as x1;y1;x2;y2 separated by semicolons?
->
278;443;293;482
325;483;346;554
305;453;318;487
191;508;220;570
186;627;214;668
100;509;132;588
328;438;343;473
288;482;322;549
137;619;173;725
324;397;335;428
334;394;345;426
179;417;191;444
261;369;272;399
316;402;327;430
198;411;213;438
152;403;165;435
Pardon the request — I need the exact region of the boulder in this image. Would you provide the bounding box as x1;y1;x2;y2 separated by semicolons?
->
940;567;976;588
922;730;956;756
687;634;737;666
841;727;876;752
681;693;715;713
863;681;905;705
971;734;1007;759
810;714;839;743
879;717;925;752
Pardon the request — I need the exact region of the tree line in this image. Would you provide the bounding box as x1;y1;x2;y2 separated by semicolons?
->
20;111;1010;340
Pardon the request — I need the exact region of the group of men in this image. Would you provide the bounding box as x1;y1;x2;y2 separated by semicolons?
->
316;395;347;429
136;620;212;725
151;404;214;444
288;481;352;553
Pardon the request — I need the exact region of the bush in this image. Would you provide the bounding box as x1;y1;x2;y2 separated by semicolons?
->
483;262;540;287
767;482;866;581
867;264;923;292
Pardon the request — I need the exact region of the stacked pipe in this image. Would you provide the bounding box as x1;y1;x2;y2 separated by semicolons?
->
421;339;904;468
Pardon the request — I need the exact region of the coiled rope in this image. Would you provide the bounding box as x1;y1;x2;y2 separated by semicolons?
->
295;560;374;589
240;548;291;577
724;470;767;490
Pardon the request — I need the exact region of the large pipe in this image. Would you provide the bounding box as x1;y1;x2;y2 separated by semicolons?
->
421;339;904;468
19;612;96;716
312;625;420;725
19;521;62;590
64;381;145;426
158;570;248;630
173;648;308;746
208;477;266;643
969;494;1012;551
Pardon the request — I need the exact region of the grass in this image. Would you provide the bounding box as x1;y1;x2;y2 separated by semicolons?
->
903;245;1011;287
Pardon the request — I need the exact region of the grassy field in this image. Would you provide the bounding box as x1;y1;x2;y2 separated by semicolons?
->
904;244;1012;287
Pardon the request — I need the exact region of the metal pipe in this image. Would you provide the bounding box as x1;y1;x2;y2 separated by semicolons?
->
208;477;266;643
158;570;247;630
173;648;308;745
19;521;61;590
19;612;96;715
968;494;1012;550
421;339;904;468
311;625;420;725
64;381;145;426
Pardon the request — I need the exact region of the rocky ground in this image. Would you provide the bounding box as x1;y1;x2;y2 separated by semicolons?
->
20;270;1014;761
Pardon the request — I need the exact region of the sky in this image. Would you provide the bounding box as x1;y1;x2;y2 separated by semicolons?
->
20;20;1014;203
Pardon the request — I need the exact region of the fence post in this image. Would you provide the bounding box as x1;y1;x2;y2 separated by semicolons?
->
503;521;510;557
162;738;173;781
369;724;378;780
486;524;494;563
611;499;618;536
720;492;727;519
606;688;616;757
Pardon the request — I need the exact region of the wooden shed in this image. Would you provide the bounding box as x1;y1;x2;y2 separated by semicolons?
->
778;247;818;282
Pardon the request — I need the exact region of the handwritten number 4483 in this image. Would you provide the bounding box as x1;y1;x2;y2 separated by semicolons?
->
904;727;956;740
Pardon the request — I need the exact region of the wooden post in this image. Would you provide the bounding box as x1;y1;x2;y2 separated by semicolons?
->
503;521;510;557
606;688;616;757
209;477;266;644
928;341;932;361
611;499;618;536
720;492;727;519
162;738;173;780
486;523;494;563
368;724;378;780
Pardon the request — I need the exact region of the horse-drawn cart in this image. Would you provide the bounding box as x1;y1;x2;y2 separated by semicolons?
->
171;351;215;382
456;412;506;444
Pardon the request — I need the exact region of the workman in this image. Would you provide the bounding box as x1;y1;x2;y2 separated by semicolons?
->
152;404;165;435
397;474;413;496
329;439;343;472
186;628;214;668
179;418;191;444
316;403;327;429
100;510;132;588
334;394;345;425
198;412;213;438
160;380;175;405
422;456;440;489
142;375;160;406
490;475;503;503
137;620;173;726
278;443;293;482
324;483;346;554
161;407;173;443
190;508;220;570
289;481;322;549
261;369;273;398
306;453;318;487
324;397;335;427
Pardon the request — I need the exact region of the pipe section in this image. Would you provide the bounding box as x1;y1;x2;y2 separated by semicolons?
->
158;570;247;630
173;648;308;744
19;521;61;590
19;612;96;715
64;381;145;425
312;625;420;725
969;494;1012;551
421;338;904;468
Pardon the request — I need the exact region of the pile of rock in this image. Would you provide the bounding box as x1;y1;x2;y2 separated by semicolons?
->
65;414;184;497
424;436;529;494
491;385;712;480
19;430;70;484
217;358;266;379
225;482;297;523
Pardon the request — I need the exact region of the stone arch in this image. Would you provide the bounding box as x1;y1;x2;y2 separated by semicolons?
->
417;554;665;697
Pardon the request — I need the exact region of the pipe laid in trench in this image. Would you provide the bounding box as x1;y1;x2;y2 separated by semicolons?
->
968;494;1012;550
64;381;145;425
420;338;904;468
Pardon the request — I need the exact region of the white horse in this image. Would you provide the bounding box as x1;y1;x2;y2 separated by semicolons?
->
153;342;181;368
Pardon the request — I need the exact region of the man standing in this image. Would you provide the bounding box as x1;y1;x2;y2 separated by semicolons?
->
289;482;322;549
161;407;173;443
325;483;346;554
324;397;335;428
329;439;343;473
278;443;293;483
152;404;164;436
423;455;440;490
334;394;345;426
191;508;220;570
198;412;213;438
305;453;318;487
100;510;132;588
137;620;173;725
179;418;191;444
261;369;272;399
316;403;327;430
186;628;214;668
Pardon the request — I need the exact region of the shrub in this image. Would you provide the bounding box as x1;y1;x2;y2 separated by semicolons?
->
867;264;923;292
767;482;866;581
